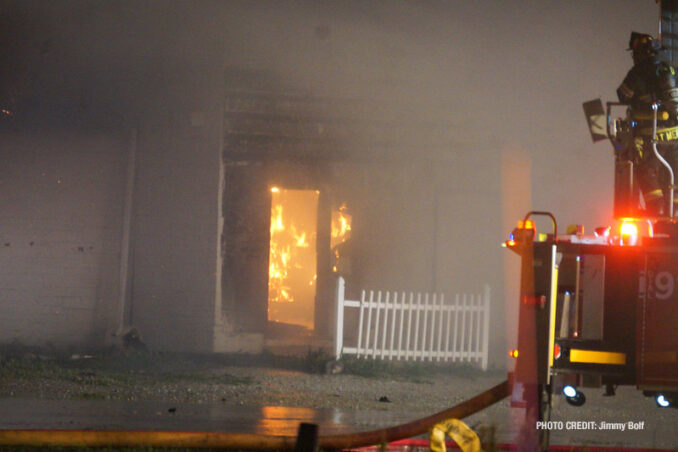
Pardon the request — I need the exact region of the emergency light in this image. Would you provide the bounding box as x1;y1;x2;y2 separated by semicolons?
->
620;220;639;245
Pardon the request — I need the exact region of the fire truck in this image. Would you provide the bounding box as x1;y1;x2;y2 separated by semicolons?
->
506;1;678;448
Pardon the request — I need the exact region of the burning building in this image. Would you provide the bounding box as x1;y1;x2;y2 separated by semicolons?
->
0;0;571;367
209;70;504;353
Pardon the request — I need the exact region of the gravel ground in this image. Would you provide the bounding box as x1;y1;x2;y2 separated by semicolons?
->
0;351;504;414
1;350;678;449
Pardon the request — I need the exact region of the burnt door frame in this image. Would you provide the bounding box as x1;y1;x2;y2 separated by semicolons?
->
220;158;333;338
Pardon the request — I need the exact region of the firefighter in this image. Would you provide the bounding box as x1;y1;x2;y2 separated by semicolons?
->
618;32;678;216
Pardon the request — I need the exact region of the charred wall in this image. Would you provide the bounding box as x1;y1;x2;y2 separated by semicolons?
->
220;77;339;339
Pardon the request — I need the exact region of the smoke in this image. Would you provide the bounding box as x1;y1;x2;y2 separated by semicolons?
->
0;0;657;359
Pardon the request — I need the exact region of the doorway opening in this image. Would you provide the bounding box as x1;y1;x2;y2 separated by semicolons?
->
268;187;318;331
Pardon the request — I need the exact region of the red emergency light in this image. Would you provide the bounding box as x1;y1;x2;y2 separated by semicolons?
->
620;220;639;245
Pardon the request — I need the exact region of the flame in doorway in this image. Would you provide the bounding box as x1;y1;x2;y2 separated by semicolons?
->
268;188;318;329
269;202;294;304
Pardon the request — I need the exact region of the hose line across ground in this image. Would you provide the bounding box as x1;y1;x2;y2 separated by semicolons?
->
0;380;510;450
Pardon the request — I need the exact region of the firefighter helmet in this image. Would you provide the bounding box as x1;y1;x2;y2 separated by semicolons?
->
628;32;662;63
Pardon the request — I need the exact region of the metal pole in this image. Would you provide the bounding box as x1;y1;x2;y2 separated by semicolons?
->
652;102;675;217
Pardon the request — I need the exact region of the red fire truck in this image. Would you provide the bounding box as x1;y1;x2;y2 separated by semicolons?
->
506;2;678;449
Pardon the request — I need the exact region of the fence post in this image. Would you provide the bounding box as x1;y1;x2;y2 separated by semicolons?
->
482;284;491;370
334;277;345;359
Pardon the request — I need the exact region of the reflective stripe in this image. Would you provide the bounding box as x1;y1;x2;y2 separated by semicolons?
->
638;124;678;141
646;189;664;200
656;125;678;141
619;83;634;98
548;245;558;374
666;87;678;98
570;349;627;365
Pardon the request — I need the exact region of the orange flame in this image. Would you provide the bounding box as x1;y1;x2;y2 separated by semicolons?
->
331;203;352;248
269;201;293;303
330;203;352;274
268;190;317;307
267;188;319;329
292;225;309;248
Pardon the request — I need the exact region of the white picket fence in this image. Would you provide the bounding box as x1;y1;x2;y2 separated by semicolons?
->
334;277;490;370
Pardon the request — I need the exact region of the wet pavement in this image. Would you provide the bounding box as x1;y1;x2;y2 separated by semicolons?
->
2;395;678;450
0;398;418;437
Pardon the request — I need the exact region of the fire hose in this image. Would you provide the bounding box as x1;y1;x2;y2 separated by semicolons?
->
0;380;509;450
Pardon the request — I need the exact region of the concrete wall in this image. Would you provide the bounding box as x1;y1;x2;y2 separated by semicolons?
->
0;129;126;348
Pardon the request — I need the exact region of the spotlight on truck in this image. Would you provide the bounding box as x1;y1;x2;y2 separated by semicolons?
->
563;385;586;406
656;394;671;408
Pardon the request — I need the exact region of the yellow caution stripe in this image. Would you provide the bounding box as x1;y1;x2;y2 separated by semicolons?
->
638;125;678;141
570;349;626;365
